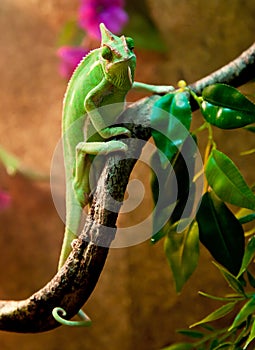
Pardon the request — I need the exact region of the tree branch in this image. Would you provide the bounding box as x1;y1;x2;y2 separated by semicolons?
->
1;41;255;333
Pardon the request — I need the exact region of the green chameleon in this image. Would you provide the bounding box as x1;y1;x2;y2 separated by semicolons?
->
54;23;173;326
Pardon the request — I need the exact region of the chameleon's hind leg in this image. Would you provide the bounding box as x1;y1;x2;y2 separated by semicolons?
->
73;140;128;207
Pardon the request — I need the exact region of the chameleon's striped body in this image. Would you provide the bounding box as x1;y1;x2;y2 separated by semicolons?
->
58;24;136;269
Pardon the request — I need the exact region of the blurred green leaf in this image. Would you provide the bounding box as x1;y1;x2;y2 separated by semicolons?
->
244;126;255;133
236;207;255;219
213;262;246;296
124;13;167;52
196;192;245;275
209;339;219;349
198;291;244;302
247;271;255;288
213;343;236;349
0;145;48;181
190;301;237;328
205;149;255;210
244;317;255;349
238;213;255;224
57;20;85;47
229;296;255;331
177;329;204;339
237;236;255;278
164;221;199;293
0;145;20;175
162;343;194;350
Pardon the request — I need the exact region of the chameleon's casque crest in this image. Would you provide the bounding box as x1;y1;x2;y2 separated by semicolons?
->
99;23;136;89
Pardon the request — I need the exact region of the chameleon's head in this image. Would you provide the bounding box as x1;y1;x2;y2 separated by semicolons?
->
99;23;136;90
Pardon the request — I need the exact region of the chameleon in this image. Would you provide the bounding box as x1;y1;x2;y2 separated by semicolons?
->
58;23;173;270
54;23;173;325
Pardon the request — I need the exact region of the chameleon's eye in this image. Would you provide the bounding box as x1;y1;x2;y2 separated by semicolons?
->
101;45;112;61
126;37;134;51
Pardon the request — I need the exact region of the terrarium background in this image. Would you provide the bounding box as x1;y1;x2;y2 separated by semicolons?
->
0;0;255;349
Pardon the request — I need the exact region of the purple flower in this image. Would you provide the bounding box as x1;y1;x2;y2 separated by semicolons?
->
0;191;11;211
78;0;128;39
57;46;89;79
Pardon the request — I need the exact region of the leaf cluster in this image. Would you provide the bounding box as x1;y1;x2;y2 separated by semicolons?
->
150;83;255;349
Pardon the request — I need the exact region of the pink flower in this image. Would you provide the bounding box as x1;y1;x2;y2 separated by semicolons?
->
0;191;11;211
78;0;128;39
57;46;89;79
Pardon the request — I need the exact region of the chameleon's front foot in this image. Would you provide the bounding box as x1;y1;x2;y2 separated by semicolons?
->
73;139;128;208
132;81;174;95
99;126;131;139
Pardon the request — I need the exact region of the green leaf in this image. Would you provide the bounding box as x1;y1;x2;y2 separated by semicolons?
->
169;91;192;131
209;339;220;349
151;93;176;165
201;84;255;129
202;84;255;113
169;136;198;228
238;213;255;224
213;262;246;296
196;192;245;275
0;145;48;181
162;343;194;350
200;101;255;129
0;145;20;175
150;151;177;242
244;317;255;349
198;291;244;302
237;236;255;277
151;91;192;167
213;343;236;349
229;296;255;331
205;149;255;210
247;271;255;288
177;329;204;339
164;221;199;293
236;207;255;218
150;133;197;243
190;301;237;328
244;126;255;133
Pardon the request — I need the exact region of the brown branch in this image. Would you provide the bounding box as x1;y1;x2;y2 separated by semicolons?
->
1;41;255;333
